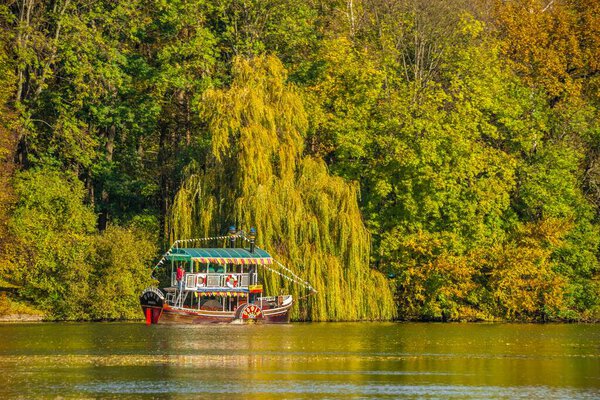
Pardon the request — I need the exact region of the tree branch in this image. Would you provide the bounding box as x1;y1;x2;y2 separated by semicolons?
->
541;1;555;13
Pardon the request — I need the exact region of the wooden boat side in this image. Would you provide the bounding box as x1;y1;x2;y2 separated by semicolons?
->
153;301;292;324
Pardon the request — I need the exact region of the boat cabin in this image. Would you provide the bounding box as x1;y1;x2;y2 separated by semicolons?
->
164;247;271;312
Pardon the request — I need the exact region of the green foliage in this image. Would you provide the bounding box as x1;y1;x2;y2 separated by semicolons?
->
88;226;156;320
0;4;17;268
0;292;43;318
477;219;571;321
170;55;396;321
9;168;96;320
2;0;600;322
6;168;157;320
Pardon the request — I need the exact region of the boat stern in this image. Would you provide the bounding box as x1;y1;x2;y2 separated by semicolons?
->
140;287;165;324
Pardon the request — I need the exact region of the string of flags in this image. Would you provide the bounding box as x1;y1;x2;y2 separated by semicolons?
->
193;291;248;298
261;263;316;293
151;250;171;273
173;232;249;248
152;233;249;271
273;258;315;292
151;233;317;295
253;245;316;293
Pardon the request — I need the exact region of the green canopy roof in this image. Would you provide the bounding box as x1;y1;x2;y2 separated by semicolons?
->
167;247;273;265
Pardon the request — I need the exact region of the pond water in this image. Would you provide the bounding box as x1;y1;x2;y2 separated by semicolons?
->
0;322;598;399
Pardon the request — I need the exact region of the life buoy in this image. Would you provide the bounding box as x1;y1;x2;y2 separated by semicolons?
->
197;274;206;287
225;274;238;288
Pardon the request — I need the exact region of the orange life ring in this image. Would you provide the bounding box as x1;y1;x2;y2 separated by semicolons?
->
225;274;238;288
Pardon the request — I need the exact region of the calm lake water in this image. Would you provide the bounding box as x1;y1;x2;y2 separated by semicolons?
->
0;322;598;399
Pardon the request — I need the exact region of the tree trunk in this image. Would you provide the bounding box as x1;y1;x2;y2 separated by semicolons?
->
158;121;171;248
98;125;115;231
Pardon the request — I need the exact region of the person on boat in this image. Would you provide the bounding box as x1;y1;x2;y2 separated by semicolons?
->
176;264;184;293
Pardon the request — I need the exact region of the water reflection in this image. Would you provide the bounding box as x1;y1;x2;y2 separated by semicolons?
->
0;322;598;399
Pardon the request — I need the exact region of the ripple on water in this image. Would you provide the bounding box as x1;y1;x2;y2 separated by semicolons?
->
0;322;598;399
68;381;600;399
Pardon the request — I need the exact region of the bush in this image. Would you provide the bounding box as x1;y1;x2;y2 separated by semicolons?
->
88;226;156;320
9;168;96;320
8;168;157;320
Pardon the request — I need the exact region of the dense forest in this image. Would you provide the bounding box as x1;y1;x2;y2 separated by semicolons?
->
0;0;599;322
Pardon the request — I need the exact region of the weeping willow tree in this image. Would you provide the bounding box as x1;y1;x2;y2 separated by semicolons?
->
170;55;395;321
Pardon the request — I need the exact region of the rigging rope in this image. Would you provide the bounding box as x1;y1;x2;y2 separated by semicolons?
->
261;263;316;293
238;236;316;293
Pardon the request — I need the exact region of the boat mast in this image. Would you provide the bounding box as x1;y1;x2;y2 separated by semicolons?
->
248;227;257;304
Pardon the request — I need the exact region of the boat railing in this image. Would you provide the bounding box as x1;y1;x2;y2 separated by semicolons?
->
171;272;257;289
165;291;176;304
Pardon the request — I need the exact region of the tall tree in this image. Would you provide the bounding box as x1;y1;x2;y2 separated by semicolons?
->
0;3;18;282
170;55;396;321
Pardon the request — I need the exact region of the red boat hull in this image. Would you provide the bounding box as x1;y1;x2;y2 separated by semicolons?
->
141;302;292;324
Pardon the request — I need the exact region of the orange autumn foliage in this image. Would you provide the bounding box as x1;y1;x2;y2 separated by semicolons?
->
493;0;600;103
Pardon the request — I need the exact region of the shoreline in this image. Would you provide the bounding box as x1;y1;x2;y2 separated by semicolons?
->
0;315;597;324
0;313;44;323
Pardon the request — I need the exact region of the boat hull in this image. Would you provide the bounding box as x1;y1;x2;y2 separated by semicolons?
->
141;302;292;324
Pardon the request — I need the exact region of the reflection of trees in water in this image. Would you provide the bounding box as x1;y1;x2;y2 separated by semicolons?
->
1;323;599;397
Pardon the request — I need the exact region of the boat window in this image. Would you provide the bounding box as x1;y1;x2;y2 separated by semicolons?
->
209;264;225;273
185;274;196;289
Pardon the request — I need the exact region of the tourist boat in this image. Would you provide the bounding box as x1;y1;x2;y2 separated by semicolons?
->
140;228;304;324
